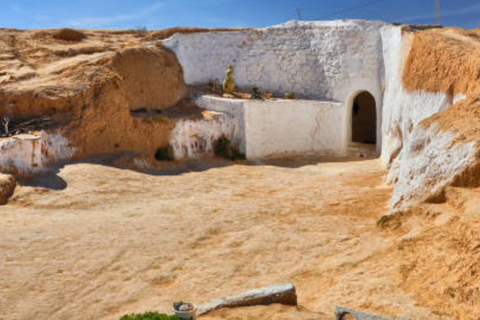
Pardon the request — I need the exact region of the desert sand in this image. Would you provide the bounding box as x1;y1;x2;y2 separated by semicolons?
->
4;24;480;320
0;156;442;320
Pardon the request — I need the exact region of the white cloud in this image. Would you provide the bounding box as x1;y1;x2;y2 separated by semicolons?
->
66;2;163;28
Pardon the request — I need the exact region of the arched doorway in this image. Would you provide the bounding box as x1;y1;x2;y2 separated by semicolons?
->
351;91;376;144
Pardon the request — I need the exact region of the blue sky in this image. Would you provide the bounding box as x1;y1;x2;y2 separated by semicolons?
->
1;0;480;30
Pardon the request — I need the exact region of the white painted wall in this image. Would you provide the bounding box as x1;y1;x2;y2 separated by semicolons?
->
163;20;387;152
195;96;246;154
196;95;343;159
163;20;386;101
170;111;237;159
244;99;343;158
170;22;476;211
0;135;43;174
0;132;75;176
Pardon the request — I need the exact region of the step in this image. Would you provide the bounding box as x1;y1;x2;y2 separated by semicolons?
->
347;142;377;158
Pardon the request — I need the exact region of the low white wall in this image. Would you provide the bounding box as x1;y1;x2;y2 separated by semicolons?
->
170;111;237;159
0;132;74;176
244;99;343;158
195;96;246;154
196;95;343;159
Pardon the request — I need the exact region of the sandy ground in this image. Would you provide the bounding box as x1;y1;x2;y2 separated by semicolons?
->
0;156;439;320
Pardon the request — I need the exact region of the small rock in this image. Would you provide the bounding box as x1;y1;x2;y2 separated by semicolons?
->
197;282;297;316
52;28;86;41
0;173;16;205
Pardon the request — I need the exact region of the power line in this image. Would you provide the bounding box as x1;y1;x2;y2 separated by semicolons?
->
301;0;393;20
435;0;440;25
296;7;303;20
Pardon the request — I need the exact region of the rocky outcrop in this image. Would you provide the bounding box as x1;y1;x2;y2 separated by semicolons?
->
0;173;16;205
383;26;480;211
110;46;186;111
52;28;86;42
390;95;480;212
0;26;193;164
335;306;412;320
197;283;297;316
380;26;465;185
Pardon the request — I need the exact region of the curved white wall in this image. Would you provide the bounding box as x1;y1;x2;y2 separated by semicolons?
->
380;26;466;184
163;20;389;154
163;20;386;119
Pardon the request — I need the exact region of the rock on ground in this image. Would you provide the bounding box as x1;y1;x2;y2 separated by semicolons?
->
390;95;480;212
197;283;297;316
0;174;16;205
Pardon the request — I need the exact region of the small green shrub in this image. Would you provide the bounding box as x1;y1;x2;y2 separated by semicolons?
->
120;311;180;320
213;136;245;160
155;145;174;161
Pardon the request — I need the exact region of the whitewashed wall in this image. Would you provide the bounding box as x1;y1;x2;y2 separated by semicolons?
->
195;96;246;154
196;96;342;159
0;132;74;176
174;22;474;212
170;111;237;159
244;99;343;158
163;20;387;152
163;20;386;101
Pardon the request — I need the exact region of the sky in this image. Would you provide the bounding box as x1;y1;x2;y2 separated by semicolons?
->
0;0;480;30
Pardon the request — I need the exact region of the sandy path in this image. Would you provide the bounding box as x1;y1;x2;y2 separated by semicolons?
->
0;157;437;320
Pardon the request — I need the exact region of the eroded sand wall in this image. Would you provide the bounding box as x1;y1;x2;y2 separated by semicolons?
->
380;26;480;212
390;122;477;211
380;26;466;184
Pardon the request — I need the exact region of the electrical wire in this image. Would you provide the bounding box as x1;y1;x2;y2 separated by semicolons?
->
301;0;394;20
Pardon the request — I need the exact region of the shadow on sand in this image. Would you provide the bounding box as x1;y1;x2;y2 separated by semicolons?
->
17;169;68;191
16;152;378;191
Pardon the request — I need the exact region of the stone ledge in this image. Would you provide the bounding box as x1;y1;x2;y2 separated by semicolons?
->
197;282;297;316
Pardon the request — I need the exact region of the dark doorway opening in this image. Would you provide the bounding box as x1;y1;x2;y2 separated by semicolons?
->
352;91;376;144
